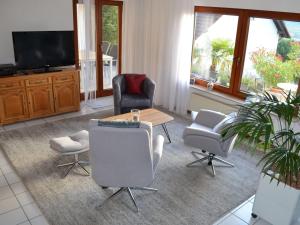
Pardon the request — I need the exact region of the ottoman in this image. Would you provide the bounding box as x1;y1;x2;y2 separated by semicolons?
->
50;130;89;178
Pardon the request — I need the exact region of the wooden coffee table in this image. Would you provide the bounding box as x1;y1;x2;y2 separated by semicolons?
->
102;108;174;143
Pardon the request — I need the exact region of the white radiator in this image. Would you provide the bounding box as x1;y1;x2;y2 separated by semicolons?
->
189;92;239;114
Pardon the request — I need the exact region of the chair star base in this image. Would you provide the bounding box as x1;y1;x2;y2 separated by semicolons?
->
57;154;89;178
186;151;234;176
99;187;158;212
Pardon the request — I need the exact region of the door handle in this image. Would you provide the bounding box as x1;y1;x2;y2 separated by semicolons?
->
233;57;241;64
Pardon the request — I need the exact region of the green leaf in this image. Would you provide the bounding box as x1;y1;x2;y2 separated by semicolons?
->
221;91;300;185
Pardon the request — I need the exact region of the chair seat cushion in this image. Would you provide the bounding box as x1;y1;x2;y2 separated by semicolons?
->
50;130;89;153
190;123;213;132
121;94;151;108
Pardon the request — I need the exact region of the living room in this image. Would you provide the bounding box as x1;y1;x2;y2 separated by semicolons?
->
0;0;299;225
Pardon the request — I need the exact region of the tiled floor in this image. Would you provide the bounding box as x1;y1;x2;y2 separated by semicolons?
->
212;198;271;225
0;97;113;225
0;150;47;225
0;97;272;225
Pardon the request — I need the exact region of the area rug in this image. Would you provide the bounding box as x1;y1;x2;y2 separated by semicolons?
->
0;109;261;225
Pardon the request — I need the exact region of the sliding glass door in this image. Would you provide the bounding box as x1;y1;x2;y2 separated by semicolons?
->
96;0;122;96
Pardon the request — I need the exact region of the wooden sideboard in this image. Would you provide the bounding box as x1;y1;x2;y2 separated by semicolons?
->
0;69;80;125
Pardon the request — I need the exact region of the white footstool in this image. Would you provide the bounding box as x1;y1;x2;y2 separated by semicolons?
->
50;130;89;178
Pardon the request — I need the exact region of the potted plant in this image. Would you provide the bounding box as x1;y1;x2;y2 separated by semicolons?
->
222;91;300;225
210;39;234;78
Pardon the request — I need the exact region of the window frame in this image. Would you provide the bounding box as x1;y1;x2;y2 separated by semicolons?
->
192;6;300;99
73;0;123;100
95;0;123;97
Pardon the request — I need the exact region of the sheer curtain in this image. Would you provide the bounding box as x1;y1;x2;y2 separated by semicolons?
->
122;0;194;115
122;0;147;73
77;0;98;106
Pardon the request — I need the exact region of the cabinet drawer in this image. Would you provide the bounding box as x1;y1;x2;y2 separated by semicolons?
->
25;77;51;87
52;73;75;83
0;80;24;89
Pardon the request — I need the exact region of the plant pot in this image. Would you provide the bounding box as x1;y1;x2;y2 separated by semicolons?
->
209;69;218;80
252;173;300;225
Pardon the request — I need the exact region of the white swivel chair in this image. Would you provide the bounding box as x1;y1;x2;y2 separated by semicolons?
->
89;120;164;212
183;110;237;176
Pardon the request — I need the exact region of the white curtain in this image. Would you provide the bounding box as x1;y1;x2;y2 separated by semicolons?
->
77;0;97;105
122;0;144;72
122;0;194;115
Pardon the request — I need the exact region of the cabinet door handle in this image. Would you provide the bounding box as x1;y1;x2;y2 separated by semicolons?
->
233;57;241;64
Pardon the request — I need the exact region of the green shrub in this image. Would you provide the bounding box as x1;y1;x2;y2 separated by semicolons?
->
102;6;118;44
277;38;292;60
218;71;230;86
251;47;300;88
241;76;256;91
288;42;300;60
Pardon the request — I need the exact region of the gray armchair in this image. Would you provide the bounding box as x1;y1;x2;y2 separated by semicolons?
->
183;109;237;176
112;74;155;115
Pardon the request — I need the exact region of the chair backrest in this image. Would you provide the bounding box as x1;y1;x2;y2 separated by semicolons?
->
109;44;118;59
102;41;111;55
213;112;238;155
112;74;126;94
89;120;154;188
113;74;149;94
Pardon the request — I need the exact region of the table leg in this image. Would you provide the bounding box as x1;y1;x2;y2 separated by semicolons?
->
161;123;171;143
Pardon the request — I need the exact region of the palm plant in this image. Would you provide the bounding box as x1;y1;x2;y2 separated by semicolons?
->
210;38;234;72
222;91;300;187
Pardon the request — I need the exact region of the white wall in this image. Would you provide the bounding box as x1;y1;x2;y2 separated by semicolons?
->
189;90;239;114
194;0;300;13
0;0;74;64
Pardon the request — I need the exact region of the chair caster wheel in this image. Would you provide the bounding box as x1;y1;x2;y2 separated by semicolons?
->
251;213;258;218
202;150;206;153
101;186;108;189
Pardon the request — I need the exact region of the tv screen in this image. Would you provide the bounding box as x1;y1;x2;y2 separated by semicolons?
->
12;31;75;70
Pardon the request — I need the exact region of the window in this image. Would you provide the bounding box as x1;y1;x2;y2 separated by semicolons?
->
192;7;300;99
192;13;239;88
76;3;96;94
241;18;300;100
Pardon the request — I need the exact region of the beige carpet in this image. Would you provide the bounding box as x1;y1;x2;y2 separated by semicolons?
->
0;109;261;225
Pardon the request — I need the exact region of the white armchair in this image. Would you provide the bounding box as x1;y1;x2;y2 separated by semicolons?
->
183;109;237;176
89;120;164;212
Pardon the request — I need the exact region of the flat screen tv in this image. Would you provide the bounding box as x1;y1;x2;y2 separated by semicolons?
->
12;31;75;71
